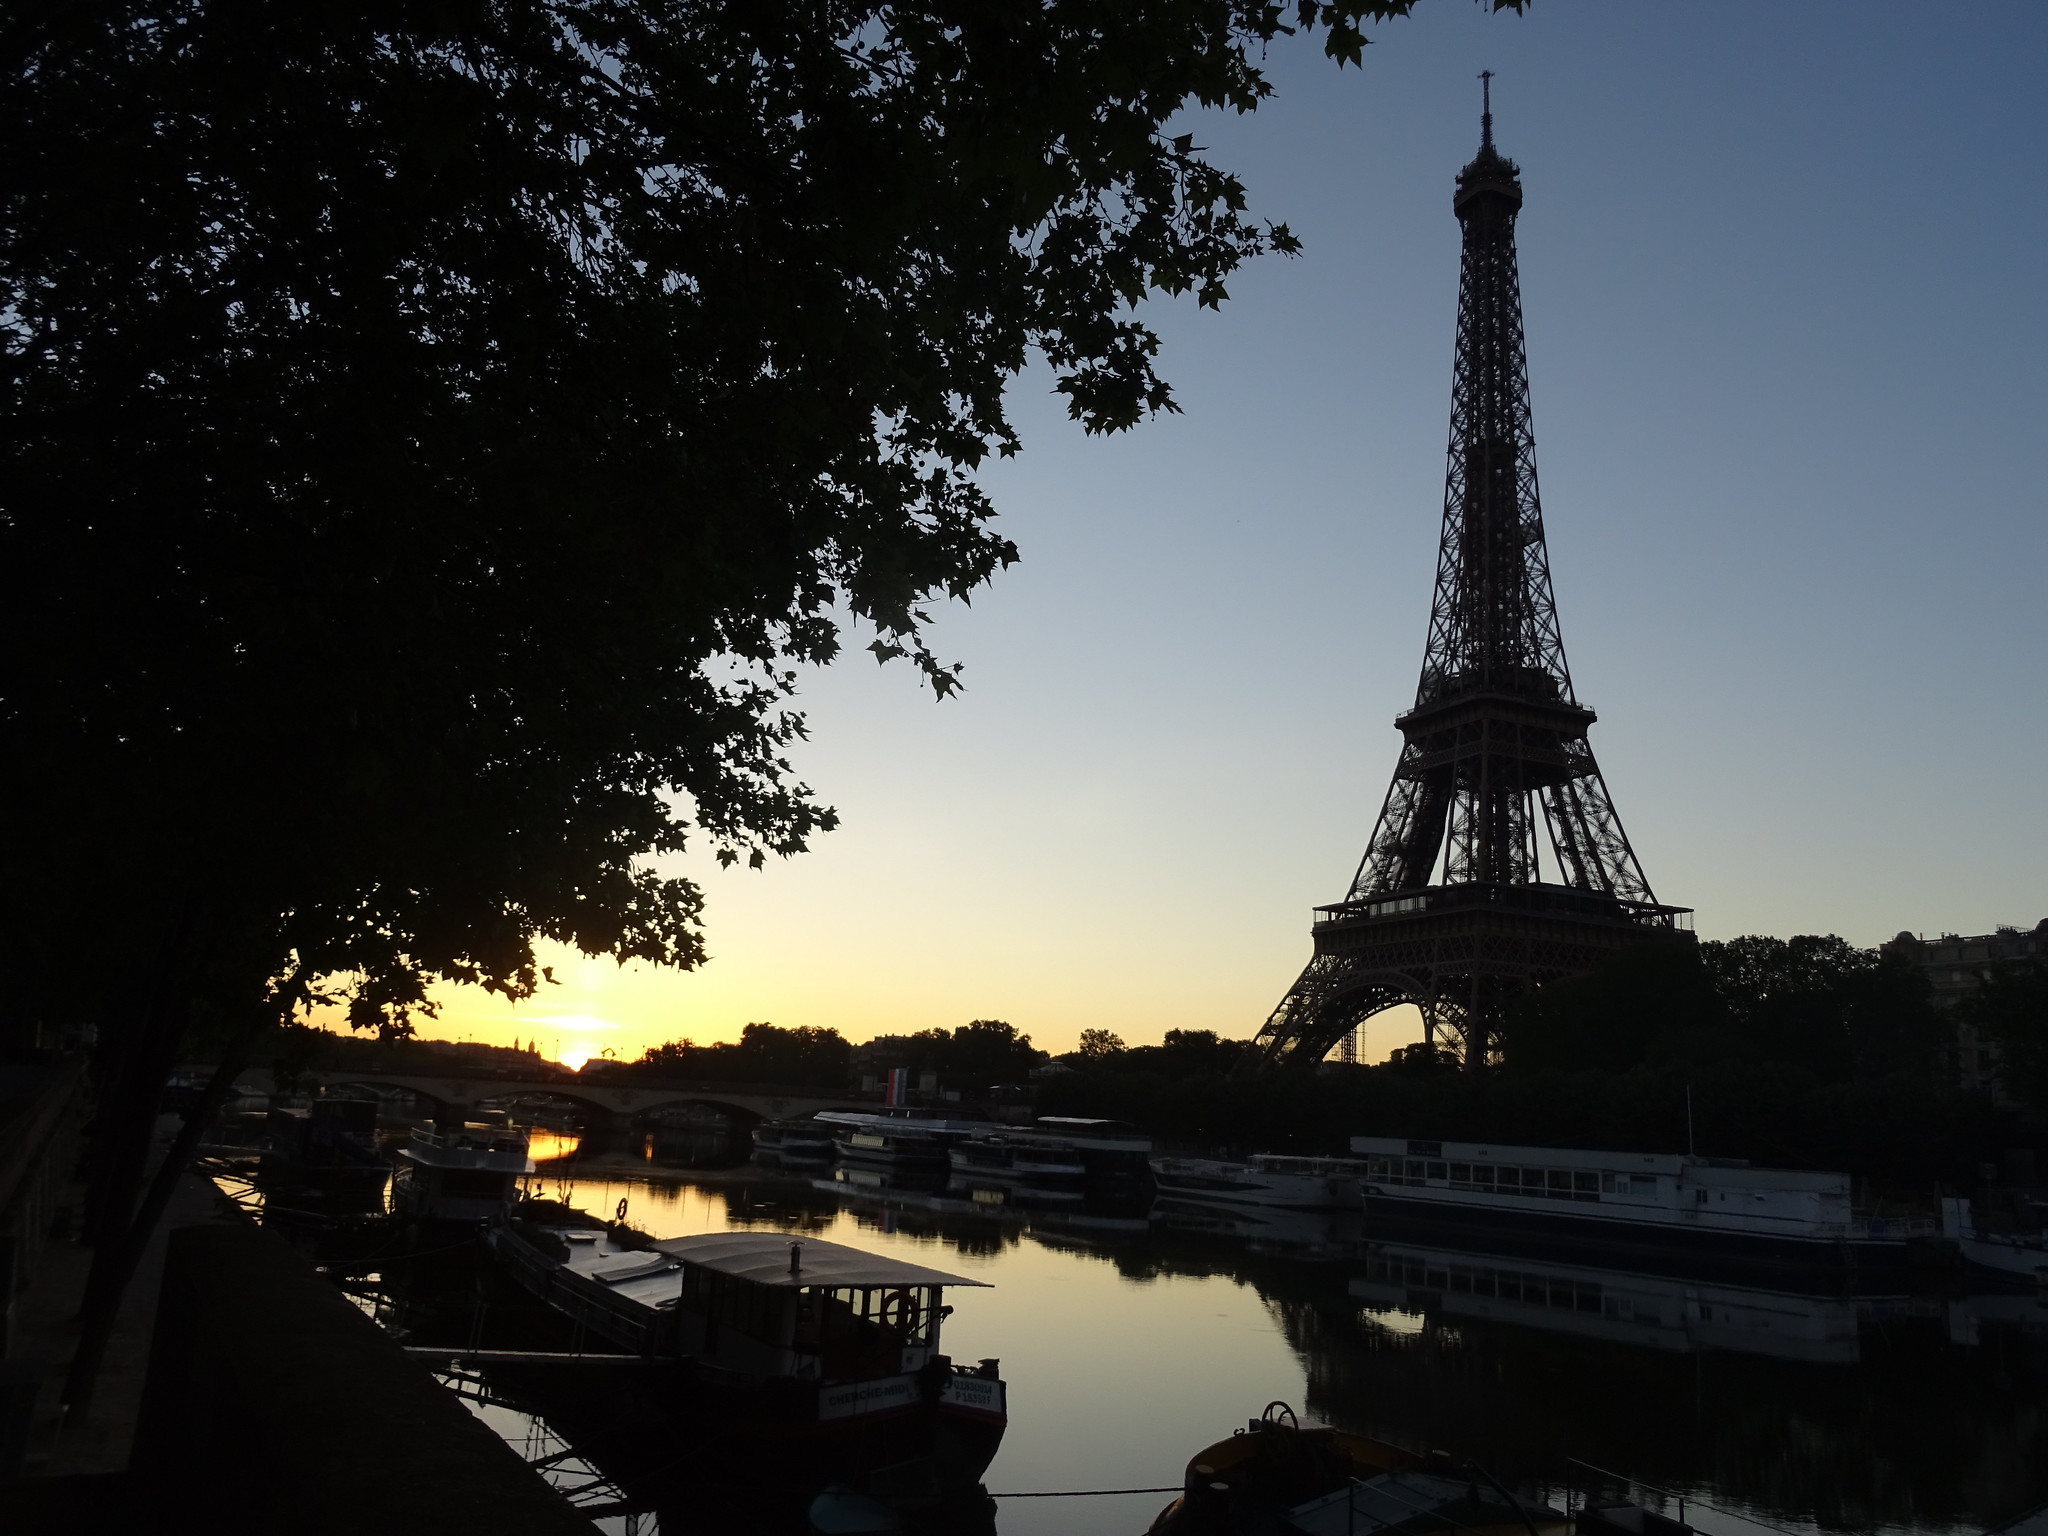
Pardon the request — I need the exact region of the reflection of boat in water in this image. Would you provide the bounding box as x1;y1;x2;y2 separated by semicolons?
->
1948;1287;2048;1346
815;1109;988;1170
752;1116;836;1163
816;1170;1153;1235
828;1160;951;1202
1354;1137;1929;1271
1348;1240;1912;1364
1147;1401;1572;1536
947;1172;1086;1208
393;1119;535;1222
1151;1154;1369;1211
1150;1197;1365;1259
483;1222;1008;1506
1942;1197;2048;1287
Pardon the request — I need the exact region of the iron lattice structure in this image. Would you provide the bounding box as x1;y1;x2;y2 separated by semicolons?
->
1247;87;1692;1072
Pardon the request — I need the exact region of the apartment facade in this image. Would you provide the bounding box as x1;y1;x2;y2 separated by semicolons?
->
1887;920;2047;1094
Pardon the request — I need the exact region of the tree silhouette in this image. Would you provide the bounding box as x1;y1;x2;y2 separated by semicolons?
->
1;0;1516;1406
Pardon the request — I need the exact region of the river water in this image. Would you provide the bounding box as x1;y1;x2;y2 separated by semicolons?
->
342;1149;2048;1536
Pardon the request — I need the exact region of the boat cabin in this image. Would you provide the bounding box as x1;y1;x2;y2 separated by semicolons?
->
394;1120;535;1222
653;1231;989;1380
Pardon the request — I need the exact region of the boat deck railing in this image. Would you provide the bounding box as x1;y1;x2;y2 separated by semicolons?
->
490;1223;677;1357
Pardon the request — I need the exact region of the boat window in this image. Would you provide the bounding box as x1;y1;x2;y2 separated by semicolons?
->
1449;1163;1471;1187
438;1169;512;1198
1572;1172;1599;1201
1468;1165;1495;1191
1547;1170;1574;1199
794;1286;939;1374
795;1286;939;1349
1602;1172;1658;1196
1372;1255;1604;1315
680;1266;787;1344
1404;1159;1427;1183
1426;1162;1448;1182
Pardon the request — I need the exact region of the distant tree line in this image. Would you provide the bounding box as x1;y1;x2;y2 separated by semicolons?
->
1072;1027;1252;1077
624;1024;854;1089
1038;934;2045;1182
1498;934;1944;1081
854;1020;1047;1095
616;1017;1047;1096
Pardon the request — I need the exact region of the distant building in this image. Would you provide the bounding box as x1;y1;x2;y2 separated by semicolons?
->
1889;920;2047;1094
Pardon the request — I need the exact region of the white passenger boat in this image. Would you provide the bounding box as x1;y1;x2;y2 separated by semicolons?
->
1150;1153;1369;1211
813;1108;988;1169
1353;1136;1929;1268
1942;1197;2048;1286
392;1120;535;1222
485;1222;1008;1496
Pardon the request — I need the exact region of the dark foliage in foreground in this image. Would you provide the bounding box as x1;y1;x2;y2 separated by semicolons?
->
5;0;1523;1405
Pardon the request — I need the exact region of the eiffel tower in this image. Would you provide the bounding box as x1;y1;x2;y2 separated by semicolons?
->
1247;80;1692;1072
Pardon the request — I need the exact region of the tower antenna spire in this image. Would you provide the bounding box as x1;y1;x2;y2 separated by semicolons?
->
1480;69;1494;149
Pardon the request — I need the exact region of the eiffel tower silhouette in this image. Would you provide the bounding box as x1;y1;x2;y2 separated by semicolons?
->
1248;79;1692;1071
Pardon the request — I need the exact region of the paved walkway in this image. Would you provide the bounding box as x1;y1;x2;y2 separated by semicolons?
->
8;1117;228;1477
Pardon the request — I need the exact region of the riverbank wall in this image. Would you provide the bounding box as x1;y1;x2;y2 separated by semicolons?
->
5;1222;593;1534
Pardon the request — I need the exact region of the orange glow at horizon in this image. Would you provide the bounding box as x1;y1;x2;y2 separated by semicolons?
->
305;934;1426;1068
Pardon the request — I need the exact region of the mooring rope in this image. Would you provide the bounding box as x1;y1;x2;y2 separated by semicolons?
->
988;1486;1182;1498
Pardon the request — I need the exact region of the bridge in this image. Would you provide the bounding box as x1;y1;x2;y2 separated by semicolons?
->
303;1069;860;1127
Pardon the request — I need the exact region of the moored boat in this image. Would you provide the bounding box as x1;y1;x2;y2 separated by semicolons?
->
815;1109;989;1170
484;1221;1008;1500
1147;1401;1578;1536
1027;1116;1155;1180
752;1116;837;1163
1353;1136;1931;1269
393;1120;535;1222
947;1133;1085;1184
1151;1154;1369;1212
1942;1197;2048;1287
258;1097;391;1212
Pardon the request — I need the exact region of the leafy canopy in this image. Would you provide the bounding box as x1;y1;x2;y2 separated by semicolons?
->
1498;934;1942;1081
2;1;1503;1034
858;1019;1046;1090
632;1022;852;1086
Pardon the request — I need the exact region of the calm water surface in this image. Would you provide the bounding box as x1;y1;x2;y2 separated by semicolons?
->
452;1160;2048;1536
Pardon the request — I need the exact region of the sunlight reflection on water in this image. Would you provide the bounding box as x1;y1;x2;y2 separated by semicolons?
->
524;1131;582;1163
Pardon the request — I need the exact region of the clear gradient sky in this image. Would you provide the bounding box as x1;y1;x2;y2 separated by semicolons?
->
394;2;2048;1070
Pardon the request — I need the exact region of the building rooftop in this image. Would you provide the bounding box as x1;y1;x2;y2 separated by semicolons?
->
648;1231;990;1290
